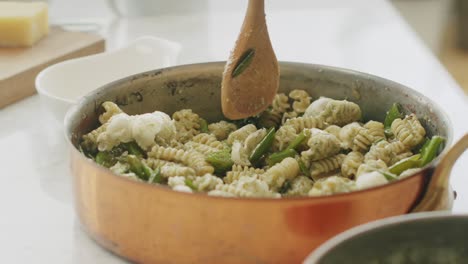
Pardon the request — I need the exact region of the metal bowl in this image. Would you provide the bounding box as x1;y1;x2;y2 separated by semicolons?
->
65;62;454;264
304;212;468;264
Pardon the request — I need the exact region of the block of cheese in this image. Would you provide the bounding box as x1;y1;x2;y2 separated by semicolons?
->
0;2;49;47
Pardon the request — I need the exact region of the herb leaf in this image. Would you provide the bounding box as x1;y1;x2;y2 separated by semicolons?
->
232;49;255;78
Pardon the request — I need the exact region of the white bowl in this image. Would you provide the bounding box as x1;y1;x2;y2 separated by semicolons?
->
35;36;181;122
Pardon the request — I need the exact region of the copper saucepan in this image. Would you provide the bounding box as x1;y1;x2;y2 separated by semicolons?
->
65;62;465;264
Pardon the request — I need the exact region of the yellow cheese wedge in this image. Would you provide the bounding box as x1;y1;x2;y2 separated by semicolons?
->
0;2;49;47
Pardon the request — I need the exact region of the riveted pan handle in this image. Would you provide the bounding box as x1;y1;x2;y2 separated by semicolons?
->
412;133;468;212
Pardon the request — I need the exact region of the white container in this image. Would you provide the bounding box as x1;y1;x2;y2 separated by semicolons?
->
35;36;181;122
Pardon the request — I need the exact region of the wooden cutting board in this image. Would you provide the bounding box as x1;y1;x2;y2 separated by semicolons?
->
0;26;105;108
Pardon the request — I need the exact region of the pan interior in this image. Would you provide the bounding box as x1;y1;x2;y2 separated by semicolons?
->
67;62;451;158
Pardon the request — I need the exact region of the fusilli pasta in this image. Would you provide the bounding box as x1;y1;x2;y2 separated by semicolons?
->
308;176;356;196
301;129;341;162
81;96;441;198
99;101;123;124
261;157;299;191
289;89;311;114
208;121;237;140
391;114;426;148
309;154;346;179
173;109;201;143
341;151;364;178
148;145;214;175
284;176;314;196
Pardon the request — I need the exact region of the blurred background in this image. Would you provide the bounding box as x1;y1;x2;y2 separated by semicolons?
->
392;0;468;94
44;0;468;93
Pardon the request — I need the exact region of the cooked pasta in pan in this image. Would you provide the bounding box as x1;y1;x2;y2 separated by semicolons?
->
80;91;444;198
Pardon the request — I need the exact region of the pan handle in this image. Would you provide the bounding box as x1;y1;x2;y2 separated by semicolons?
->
412;133;468;212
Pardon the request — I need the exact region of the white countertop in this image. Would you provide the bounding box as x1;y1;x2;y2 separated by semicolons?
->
1;0;467;263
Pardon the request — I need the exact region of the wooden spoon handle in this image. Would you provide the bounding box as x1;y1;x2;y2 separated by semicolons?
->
246;0;265;23
412;133;468;212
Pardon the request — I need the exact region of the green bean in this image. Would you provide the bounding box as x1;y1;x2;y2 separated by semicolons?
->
121;141;145;158
206;149;234;175
185;178;197;191
384;103;403;129
388;154;421;176
379;171;397;181
148;167;163;184
232;49;255;78
287;131;307;150
95;151;115;168
266;149;297;166
419;136;445;167
279;180;292;194
249;127;276;165
199;118;209;133
414;137;430;153
298;159;311;178
126;155;153;181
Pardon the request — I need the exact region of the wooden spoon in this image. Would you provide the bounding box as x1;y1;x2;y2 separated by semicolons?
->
412;133;468;212
221;0;279;120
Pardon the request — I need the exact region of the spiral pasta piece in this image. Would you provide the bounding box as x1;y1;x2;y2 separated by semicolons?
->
281;111;298;125
148;145;214;175
224;165;265;184
339;122;363;149
173;109;201;143
208;121;237;140
99;101;124;124
356;159;388;178
363;121;385;142
272;93;291;115
261;157;300;191
353;127;375;152
210;176;280;198
193;174;223;192
82;123;109;151
304;97;332;117
227;124;257;145
184;141;220;155
186;133;226;154
319;100;361;126
301;129;341;162
161;165;197;178
385;140;408;154
289;89;311;114
244;128;267;154
273;125;298;151
308;176;356;196
284;176;314;196
324;125;341;139
192;133;225;149
309;154;346;179
283;115;325;133
392;151;414;165
168;176;193;193
364;140;393;165
341;151;364;178
391;114;426;148
145;158;196;178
